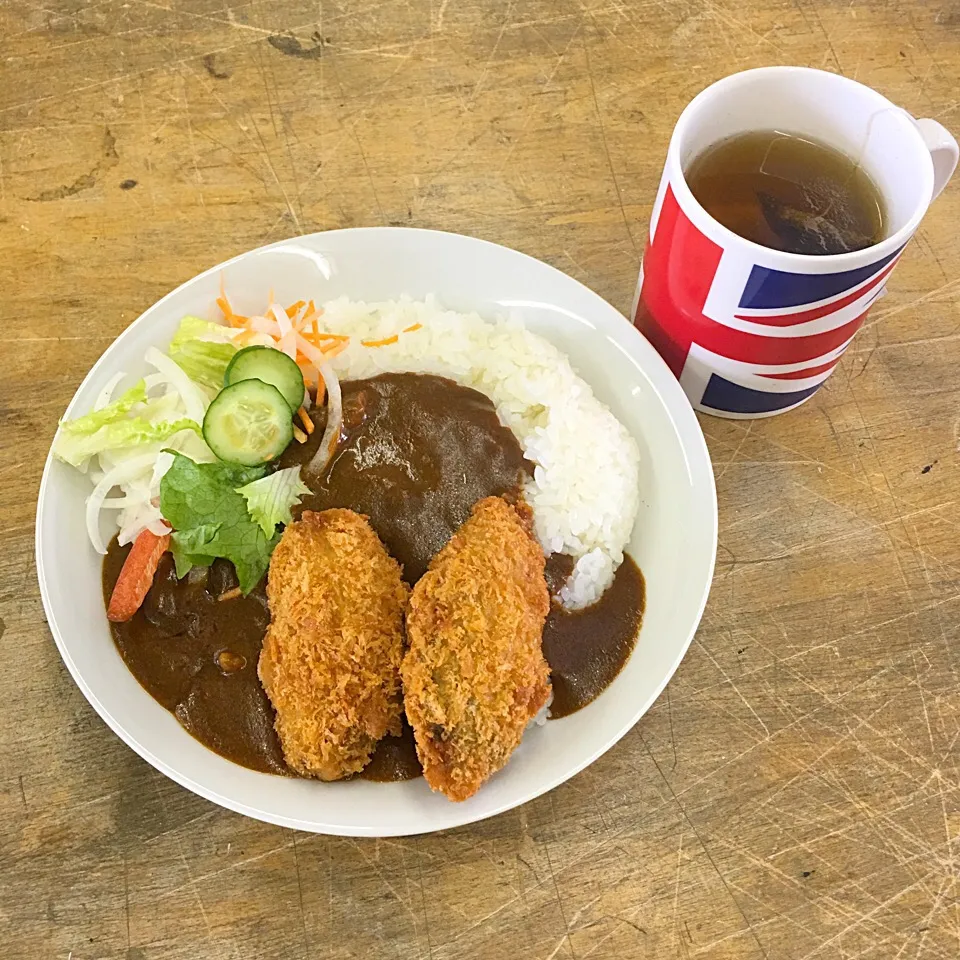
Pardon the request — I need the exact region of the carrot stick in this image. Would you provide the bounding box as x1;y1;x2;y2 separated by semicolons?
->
402;323;423;333
107;529;170;623
285;300;306;319
361;334;399;347
293;424;308;444
297;406;315;435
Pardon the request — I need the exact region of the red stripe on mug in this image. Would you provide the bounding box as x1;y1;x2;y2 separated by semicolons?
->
733;256;898;326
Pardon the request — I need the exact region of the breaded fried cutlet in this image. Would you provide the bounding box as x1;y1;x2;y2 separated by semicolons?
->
259;509;409;780
402;496;551;801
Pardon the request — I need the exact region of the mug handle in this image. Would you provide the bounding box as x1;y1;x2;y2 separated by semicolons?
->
914;118;959;200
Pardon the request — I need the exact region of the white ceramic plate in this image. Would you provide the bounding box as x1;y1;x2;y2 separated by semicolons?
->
36;228;717;836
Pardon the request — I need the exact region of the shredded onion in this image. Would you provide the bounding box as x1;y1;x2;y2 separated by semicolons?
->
94;371;126;411
144;347;206;424
271;304;292;337
278;328;297;360
118;502;164;546
170;428;216;464
85;453;159;555
248;316;280;337
143;372;169;394
150;451;175;492
308;363;342;476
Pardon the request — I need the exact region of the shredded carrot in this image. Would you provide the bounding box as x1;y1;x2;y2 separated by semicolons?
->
320;340;349;360
301;330;349;345
216;285;249;327
402;323;423;333
218;587;242;602
218;275;232;314
293;424;308;444
297;406;314;435
298;362;323;401
361;334;399;347
214;286;349;409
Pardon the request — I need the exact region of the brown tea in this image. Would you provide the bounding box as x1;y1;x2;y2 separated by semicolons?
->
686;130;886;255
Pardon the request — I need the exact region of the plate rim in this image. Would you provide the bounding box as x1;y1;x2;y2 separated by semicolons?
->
35;226;718;836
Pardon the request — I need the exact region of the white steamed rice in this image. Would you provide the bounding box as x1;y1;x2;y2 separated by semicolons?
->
317;295;640;608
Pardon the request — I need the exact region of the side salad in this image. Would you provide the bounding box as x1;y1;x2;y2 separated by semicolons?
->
54;287;375;623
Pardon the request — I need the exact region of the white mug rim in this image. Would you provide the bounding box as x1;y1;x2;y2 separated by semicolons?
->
667;66;935;271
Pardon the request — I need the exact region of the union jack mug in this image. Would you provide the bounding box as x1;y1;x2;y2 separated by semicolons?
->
632;66;958;418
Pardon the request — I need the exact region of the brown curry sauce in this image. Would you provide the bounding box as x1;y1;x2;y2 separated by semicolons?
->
103;373;645;780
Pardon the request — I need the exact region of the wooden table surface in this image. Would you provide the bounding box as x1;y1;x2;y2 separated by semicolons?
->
3;1;960;958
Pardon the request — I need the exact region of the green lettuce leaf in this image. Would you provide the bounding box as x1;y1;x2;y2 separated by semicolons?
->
169;316;232;351
54;415;201;468
160;453;277;593
236;466;311;537
168;316;237;390
169;523;221;578
58;380;147;437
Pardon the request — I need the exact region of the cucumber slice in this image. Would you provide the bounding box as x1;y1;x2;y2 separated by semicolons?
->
203;379;294;465
224;345;305;412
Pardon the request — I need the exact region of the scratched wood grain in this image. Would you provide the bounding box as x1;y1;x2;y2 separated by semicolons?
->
2;1;959;958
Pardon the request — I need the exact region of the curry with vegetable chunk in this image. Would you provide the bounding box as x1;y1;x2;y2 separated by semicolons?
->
57;290;646;800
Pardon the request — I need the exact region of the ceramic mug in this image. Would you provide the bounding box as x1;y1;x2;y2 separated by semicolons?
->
632;66;958;419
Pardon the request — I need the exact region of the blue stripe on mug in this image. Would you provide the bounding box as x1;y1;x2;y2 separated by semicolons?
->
701;374;822;415
737;245;904;310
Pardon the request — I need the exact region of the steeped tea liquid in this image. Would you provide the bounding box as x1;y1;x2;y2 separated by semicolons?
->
686;130;886;255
